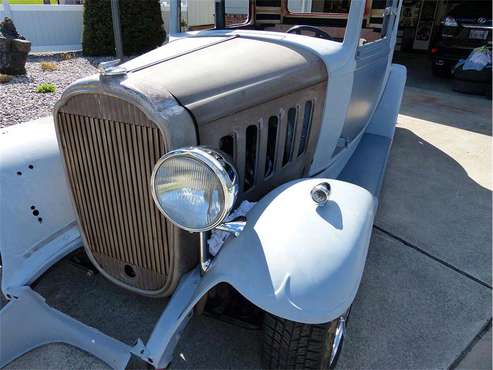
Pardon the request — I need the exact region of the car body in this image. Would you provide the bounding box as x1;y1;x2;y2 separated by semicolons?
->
0;0;407;368
431;1;492;75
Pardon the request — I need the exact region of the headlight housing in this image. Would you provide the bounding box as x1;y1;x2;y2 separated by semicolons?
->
443;16;458;27
151;147;238;232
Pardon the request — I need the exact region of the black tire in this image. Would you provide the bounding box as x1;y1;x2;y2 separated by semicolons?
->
485;84;492;100
454;67;492;83
262;313;344;370
453;79;489;95
432;63;451;78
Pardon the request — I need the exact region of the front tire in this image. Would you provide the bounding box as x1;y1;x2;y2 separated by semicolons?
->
262;312;347;369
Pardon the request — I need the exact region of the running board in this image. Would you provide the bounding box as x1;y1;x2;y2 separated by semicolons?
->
338;133;392;197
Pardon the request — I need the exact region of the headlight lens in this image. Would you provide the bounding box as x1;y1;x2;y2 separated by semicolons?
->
443;16;458;27
151;147;238;232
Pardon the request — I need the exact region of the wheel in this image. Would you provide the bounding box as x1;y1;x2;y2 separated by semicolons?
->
454;66;492;83
485;84;492;100
453;79;489;95
262;312;348;369
431;63;451;77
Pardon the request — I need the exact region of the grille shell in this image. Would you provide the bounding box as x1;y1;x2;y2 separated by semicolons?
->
54;79;326;296
56;94;177;295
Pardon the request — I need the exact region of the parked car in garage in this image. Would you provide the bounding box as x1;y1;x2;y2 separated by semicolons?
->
431;1;492;76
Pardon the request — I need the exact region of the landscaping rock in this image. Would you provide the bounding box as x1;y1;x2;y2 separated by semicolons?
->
0;53;111;128
0;18;31;75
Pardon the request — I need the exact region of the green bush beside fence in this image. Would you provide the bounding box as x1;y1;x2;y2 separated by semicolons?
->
82;0;165;57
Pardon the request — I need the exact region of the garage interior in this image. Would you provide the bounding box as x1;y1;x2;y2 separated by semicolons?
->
182;0;491;96
252;0;492;95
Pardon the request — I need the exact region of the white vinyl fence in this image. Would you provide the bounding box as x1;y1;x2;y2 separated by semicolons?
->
187;0;214;28
161;0;249;30
0;5;84;52
0;1;251;53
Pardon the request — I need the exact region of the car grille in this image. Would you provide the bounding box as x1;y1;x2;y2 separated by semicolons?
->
56;94;172;294
55;81;325;294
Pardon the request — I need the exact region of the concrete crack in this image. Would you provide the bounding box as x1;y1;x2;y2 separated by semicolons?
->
373;225;492;290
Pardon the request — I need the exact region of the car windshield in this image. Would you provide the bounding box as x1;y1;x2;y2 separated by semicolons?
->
179;0;394;44
287;0;351;14
283;0;389;44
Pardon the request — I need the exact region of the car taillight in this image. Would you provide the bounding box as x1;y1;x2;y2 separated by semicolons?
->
431;47;439;54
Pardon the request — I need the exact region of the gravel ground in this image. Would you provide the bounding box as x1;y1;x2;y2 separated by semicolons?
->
0;53;112;128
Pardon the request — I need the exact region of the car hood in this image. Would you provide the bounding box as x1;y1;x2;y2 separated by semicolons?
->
119;35;327;124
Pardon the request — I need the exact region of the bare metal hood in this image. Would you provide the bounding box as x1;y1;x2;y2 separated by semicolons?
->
119;35;328;124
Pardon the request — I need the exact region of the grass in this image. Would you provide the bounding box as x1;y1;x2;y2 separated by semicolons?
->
35;82;56;93
40;61;57;71
0;74;13;84
0;0;58;4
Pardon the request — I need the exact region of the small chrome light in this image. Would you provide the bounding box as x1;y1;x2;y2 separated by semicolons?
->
311;182;331;205
151;147;238;232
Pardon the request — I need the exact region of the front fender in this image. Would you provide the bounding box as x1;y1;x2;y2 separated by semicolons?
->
204;178;375;324
0;118;80;297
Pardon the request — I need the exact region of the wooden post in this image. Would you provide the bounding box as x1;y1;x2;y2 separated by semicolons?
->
110;0;124;60
169;0;181;35
214;0;225;29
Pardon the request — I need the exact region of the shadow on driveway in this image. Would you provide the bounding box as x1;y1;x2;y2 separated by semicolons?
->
378;125;491;284
400;87;492;137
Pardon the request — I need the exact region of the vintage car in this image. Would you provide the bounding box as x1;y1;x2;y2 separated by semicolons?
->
0;0;406;368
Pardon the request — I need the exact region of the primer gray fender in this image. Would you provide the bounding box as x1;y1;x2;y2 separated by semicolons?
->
0;118;80;296
200;178;375;324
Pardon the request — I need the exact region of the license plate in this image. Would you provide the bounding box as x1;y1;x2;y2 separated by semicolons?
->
469;29;489;40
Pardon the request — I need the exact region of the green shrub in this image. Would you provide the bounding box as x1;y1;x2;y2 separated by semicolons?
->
82;0;165;57
35;83;56;93
82;0;114;56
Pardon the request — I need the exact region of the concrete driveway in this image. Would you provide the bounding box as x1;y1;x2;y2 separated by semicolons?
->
2;56;492;369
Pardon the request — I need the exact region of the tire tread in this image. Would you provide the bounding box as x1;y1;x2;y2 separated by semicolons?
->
262;313;338;370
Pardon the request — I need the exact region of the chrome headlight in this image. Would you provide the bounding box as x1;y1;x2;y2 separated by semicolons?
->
151;147;238;232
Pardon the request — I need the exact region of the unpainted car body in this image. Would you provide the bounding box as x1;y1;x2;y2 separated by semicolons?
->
0;0;406;368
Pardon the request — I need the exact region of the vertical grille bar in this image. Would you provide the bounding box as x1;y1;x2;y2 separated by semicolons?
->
155;129;171;271
114;122;141;268
256;119;268;187
59;113;97;249
102;119;132;263
74;114;111;258
87;116;122;261
57;99;170;292
275;111;287;171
